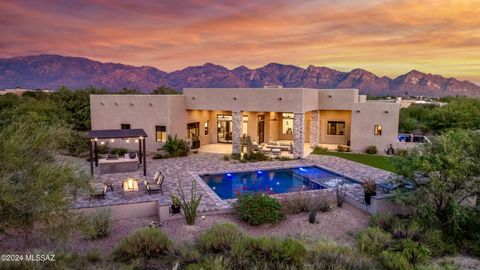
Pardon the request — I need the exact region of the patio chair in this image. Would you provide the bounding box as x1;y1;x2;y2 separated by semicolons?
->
145;171;164;195
90;183;107;200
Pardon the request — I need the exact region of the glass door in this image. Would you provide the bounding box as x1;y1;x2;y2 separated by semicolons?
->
257;115;265;143
217;115;232;143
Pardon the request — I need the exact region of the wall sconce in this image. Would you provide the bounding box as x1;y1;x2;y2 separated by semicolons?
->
126;139;130;143
233;97;237;100
384;110;389;114
115;102;119;105
100;102;104;105
192;96;195;100
149;103;153;106
328;95;332;98
100;141;105;145
129;103;134;106
94;138;98;141
135;139;139;143
110;139;115;143
356;110;360;113
278;97;282;101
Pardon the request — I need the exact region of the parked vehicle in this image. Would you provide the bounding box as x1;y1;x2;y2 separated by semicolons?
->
398;134;431;144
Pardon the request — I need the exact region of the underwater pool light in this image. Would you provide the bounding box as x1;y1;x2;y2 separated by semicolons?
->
299;167;307;172
227;173;232;177
257;170;263;174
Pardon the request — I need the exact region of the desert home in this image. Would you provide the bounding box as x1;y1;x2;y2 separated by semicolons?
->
90;87;400;158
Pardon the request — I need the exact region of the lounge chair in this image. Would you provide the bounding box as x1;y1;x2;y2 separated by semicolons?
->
90;183;107;200
145;171;164;195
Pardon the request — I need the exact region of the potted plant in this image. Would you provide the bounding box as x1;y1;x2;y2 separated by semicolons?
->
362;179;377;205
171;195;181;214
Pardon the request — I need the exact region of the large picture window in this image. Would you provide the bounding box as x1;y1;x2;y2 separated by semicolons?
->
327;121;345;135
155;126;166;142
282;113;294;134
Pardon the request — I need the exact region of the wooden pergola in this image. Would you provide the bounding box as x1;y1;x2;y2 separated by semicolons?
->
87;129;148;176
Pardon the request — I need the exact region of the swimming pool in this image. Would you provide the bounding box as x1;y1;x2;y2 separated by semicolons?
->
200;166;358;200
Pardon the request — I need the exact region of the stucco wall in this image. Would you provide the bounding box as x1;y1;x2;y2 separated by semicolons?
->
350;101;400;152
90;94;187;152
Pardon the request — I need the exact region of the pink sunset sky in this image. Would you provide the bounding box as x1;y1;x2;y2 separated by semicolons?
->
1;0;479;83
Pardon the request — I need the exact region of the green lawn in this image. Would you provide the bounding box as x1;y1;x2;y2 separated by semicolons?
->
312;150;396;172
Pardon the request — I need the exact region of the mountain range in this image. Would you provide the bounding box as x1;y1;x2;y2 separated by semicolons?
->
0;55;479;97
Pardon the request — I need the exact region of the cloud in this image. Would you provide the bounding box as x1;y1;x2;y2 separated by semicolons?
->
0;0;479;82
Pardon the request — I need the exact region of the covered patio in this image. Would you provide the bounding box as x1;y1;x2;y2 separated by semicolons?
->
87;129;148;176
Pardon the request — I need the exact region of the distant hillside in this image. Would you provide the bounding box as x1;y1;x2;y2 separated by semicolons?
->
1;55;479;97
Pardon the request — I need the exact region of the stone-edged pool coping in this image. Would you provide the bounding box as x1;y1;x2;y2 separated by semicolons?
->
192;162;365;209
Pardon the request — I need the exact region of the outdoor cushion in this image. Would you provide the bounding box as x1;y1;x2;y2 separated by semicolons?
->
156;175;165;186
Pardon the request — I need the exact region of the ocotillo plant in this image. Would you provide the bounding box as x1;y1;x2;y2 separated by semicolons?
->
176;173;203;225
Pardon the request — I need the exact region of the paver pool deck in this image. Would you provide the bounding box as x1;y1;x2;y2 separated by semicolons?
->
71;152;394;212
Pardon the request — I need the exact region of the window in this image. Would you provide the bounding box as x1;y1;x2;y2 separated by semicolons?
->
155;126;166;142
187;122;200;139
282;113;294;134
242;115;248;136
327;121;345;135
121;123;130;129
204;120;209;135
374;125;382;135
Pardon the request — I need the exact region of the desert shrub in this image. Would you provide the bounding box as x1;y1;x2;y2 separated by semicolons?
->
178;245;201;265
185;255;231;270
309;241;374;270
110;147;128;156
356;227;392;256
80;209;112;240
421;229;450;257
313;146;329;154
112;227;172;262
85;248;102;263
197;223;244;253
281;191;311;214
152;153;165;159
163;135;189;157
64;131;89;157
223;155;229;161
379;250;413;270
235;192;283;225
232;236;307;269
369;213;401;233
243;152;269;162
336;145;350;152
308;193;332;223
389;239;430;265
395;148;409;157
366;145;378;154
392;222;423;241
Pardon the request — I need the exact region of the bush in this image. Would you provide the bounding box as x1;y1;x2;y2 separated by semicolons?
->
366;145;378;154
235;192;283;225
309;241;374;270
421;229;450;257
96;143;109;154
379;250;413;270
232;236;307;269
110;147;128;156
178;245;201;265
85;248;102;263
336;185;346;207
163;135;189;157
64;131;89;157
112;227;172;262
223;155;229;161
243;152;269;162
389;239;430;265
80;209;112;240
336;145;351;152
281;191;311;214
197;223;244;253
369;213;401;234
395;148;409;157
152;153;164;159
313;146;329;154
356;227;392;256
231;153;241;160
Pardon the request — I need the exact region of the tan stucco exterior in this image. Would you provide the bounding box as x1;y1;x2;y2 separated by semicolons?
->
90;88;400;153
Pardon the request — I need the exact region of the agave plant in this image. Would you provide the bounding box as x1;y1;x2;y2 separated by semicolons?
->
176;173;203;225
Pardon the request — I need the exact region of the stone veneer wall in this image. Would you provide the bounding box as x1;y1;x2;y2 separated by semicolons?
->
232;111;243;154
293;113;305;158
310;110;319;148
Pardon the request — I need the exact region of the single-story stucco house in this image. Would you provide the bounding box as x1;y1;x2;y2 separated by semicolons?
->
90;87;400;158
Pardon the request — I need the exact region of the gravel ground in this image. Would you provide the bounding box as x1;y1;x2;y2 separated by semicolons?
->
162;203;368;246
0;204;367;255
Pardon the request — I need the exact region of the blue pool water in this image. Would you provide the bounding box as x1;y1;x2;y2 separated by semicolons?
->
200;166;358;200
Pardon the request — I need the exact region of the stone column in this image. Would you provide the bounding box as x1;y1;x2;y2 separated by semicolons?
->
310;110;320;148
232;111;243;154
293;112;305;158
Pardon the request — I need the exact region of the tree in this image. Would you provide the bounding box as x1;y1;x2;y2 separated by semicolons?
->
118;88;142;95
151;86;178;95
0;119;89;240
391;129;480;240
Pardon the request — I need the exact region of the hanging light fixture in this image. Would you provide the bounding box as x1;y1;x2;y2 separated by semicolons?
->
110;139;115;143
